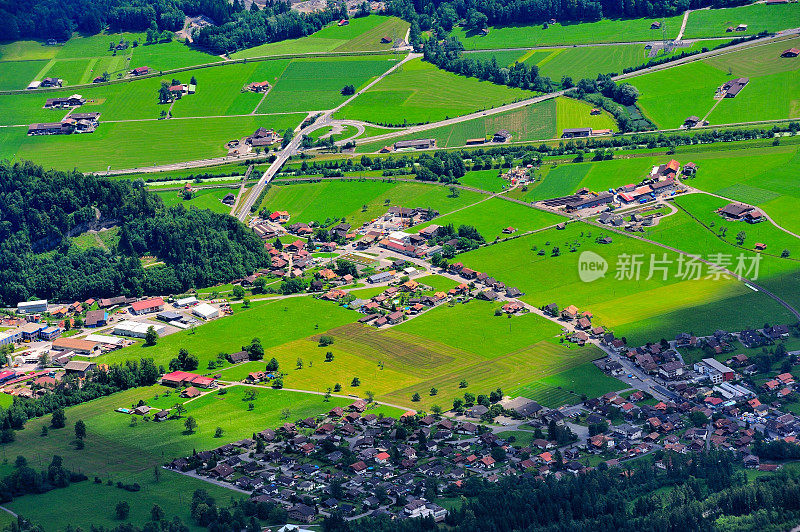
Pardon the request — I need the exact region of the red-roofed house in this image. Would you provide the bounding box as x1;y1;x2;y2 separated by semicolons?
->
130;297;164;315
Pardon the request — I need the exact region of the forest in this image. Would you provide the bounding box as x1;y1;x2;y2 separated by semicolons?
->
0;161;269;305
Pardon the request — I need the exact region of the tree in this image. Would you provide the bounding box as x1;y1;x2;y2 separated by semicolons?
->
351;376;361;387
173;403;186;417
430;387;438;396
411;392;421;402
214;426;224;438
266;357;279;372
246;337;264;361
158;81;172;104
341;84;356;95
115;501;130;520
459;380;468;388
74;419;86;440
144;325;158;346
184;416;197;433
232;285;245;300
453;398;464;410
281;128;294;149
281;408;291;419
615;83;639;105
324;388;332;402
333;383;342;392
325;351;334;362
151;504;165;522
736;231;747;245
51;408;66;429
463;392;475;405
782;249;790;258
319;335;334;347
153;464;161;483
365;390;374;402
190;75;197;86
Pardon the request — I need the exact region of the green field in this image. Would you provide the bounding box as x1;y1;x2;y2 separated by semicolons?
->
230;16;410;58
0;60;49;90
71;227;121;252
630;37;800;128
458;169;510;192
683;3;800;38
258;179;483;227
0;40;59;61
450;16;683;49
556;97;617;134
156;187;237;214
99;297;358;370
258;56;396;114
455;220;793;345
0;384;371;529
0;114;304;172
336;58;534;125
409;196;565;241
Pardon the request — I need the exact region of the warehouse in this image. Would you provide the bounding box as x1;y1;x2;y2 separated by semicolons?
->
192;303;220;320
113;320;166;338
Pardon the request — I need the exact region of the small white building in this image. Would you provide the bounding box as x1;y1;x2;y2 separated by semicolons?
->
113;320;166;338
192;303;219;320
388;231;412;246
175;296;198;307
85;334;125;346
17;300;48;314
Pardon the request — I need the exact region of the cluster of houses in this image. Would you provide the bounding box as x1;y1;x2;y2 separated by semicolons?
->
356;207;439;248
539;159;689;213
244;81;270;92
164;398;594;524
542;303;606;346
26;77;62;90
27;112;101;136
43;94;85;109
447;262;523;302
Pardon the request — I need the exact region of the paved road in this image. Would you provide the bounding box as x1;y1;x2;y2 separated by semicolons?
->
232;54;420;221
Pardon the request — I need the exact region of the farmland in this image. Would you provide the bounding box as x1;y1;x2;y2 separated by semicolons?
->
683;3;800;39
449;16;683;49
335;58;534;125
257;179;483;227
156;187;236;214
230;16;410;58
455;221;793;345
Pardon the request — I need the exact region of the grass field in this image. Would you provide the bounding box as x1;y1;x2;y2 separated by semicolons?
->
683;3;800;38
156;188;236;214
0;114;305;172
336;58;533;125
409;196;565;241
257;56;396;114
450;16;683;50
71;227;121;252
0;40;59;61
0;384;371;529
99;297;358;370
630;37;800;128
258;179;483;227
457;169;509;192
0;60;49;90
455;221;793;345
555;97;617;134
230;16;410;58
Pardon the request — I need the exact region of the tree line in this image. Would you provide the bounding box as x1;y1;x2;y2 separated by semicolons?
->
0;161;269;305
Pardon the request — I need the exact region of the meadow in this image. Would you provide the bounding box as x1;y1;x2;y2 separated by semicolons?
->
449;16;683;49
355;96;614;152
258;179;483;227
0;60;49;90
457;169;510;192
0;114;305;172
683;3;800;38
99;297;359;370
455;221;793;345
630;37;800;128
336;58;534;125
408;196;565;241
0;383;373;529
230;16;410;58
156;187;236;214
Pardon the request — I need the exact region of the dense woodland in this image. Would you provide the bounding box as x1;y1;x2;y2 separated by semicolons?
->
0;161;268;305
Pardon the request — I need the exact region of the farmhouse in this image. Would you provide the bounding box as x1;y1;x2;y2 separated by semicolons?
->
782;48;800;58
44;94;85;108
246;81;270;92
719;78;749;98
394;139;435;150
131;66;150;76
161;371;216;388
493;129;512;142
27;122;74;136
247;127;278;147
717;202;762;223
84;310;107;328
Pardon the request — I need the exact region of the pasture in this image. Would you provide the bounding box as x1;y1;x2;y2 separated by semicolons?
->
408;196;565;241
457;169;509;192
0;383;370;529
99;297;358;370
450;16;683;50
455;221;792;345
0;60;49;90
336;58;533;125
556;97;617;134
683;3;800;38
156;188;236;214
0;114;305;172
258;179;483;227
230;16;410;58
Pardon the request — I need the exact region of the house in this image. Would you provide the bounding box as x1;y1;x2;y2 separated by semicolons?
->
84;310;107;328
63;360;96;377
268;210;290;223
721;77;749;98
782;48;800;58
130;297;164;315
39;77;62;87
52;338;98;355
182;386;201;398
493;129;512;143
131;66;150;76
659;361;684;380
